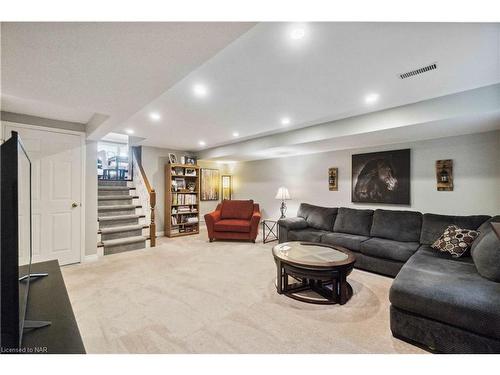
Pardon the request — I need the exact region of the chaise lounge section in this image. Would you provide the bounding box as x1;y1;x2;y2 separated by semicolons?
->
278;203;500;353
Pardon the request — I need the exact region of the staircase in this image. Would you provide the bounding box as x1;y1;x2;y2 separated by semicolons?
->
97;180;150;255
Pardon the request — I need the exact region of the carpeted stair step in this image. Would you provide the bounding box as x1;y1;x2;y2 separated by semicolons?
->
98;186;136;196
98;186;135;191
98;204;141;211
99;224;149;241
98;214;145;228
98;195;138;206
98;180;128;187
97;204;141;217
98;236;149;255
98;214;145;222
98;224;148;234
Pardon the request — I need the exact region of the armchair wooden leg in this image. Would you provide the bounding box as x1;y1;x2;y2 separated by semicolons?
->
209;238;214;242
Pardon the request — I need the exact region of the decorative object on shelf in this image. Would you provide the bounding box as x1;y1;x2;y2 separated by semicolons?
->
436;159;453;191
275;186;291;219
180;156;186;164
168;153;177;164
174;178;186;190
201;168;220;201
165;164;200;237
221;175;232;200
352;148;410;204
328;167;338;191
185;168;197;176
172;167;184;176
185;156;197;165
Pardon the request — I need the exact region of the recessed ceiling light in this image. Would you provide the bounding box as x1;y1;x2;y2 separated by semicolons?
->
149;112;161;121
290;28;306;40
281;117;291;126
125;129;134;135
198;140;206;146
193;84;208;97
232;132;239;137
365;93;380;104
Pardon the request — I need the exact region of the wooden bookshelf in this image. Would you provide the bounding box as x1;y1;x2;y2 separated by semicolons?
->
165;163;201;237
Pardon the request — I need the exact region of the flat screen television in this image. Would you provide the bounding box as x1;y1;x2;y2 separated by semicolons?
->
0;131;48;351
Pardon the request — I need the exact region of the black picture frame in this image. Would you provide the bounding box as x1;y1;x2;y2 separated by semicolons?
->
352;149;410;204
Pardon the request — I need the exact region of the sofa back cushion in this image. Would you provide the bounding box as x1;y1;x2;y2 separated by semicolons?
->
220;199;254;220
296;203;338;231
333;207;374;236
370;209;422;242
471;216;500;282
420;213;490;245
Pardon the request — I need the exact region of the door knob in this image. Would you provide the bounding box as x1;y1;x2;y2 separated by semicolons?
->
71;202;78;208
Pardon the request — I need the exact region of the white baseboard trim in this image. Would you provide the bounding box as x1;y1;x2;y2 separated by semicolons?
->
155;231;165;237
84;254;99;262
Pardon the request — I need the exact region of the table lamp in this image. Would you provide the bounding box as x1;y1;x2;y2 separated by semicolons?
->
275;186;291;219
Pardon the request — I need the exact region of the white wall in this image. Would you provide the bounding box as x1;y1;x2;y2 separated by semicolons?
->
85;140;98;256
231;131;500;219
141;146;187;233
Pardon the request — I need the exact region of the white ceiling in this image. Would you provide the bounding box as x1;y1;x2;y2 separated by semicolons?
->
122;22;500;151
1;22;499;157
1;22;255;135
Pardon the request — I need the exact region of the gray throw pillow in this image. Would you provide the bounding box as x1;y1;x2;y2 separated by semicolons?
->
472;225;500;282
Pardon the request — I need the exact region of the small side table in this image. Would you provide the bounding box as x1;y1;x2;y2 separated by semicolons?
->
262;219;279;244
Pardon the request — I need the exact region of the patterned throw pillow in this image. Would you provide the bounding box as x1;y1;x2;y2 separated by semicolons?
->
431;225;480;258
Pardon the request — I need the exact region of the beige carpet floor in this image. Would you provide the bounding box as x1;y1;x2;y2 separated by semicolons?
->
62;231;425;354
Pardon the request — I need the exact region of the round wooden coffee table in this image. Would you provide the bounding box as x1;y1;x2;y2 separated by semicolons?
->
272;241;356;305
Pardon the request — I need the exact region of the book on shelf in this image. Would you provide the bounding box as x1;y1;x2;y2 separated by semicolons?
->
171;194;197;205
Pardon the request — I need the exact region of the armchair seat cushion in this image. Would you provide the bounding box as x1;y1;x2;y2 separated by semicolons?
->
214;219;251;233
321;232;369;252
360;237;420;262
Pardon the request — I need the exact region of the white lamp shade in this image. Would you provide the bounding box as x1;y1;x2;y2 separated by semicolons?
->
275;187;290;200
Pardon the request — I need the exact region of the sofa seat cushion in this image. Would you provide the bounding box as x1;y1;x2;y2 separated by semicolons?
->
420;213;490;245
360;238;420;262
214;219;251;233
333;207;374;236
220;200;254;220
296;203;338;231
370;209;422;242
287;228;329;242
321;232;369;252
390;246;500;340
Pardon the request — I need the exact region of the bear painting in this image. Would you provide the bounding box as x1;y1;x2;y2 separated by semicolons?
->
352;149;410;204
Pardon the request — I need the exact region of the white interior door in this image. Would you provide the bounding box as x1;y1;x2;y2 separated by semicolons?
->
4;123;83;266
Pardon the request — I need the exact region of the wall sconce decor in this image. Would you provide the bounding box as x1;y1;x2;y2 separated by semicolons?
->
221;175;232;200
436;159;453;191
329;167;338;191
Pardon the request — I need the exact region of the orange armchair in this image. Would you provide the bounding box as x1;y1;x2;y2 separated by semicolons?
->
204;200;261;243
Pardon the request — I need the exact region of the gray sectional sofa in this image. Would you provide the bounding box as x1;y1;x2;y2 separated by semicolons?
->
278;203;500;353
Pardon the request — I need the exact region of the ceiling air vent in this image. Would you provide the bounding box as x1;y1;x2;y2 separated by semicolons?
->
399;63;437;79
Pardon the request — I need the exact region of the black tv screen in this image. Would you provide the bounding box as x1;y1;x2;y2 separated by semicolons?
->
0;131;33;350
